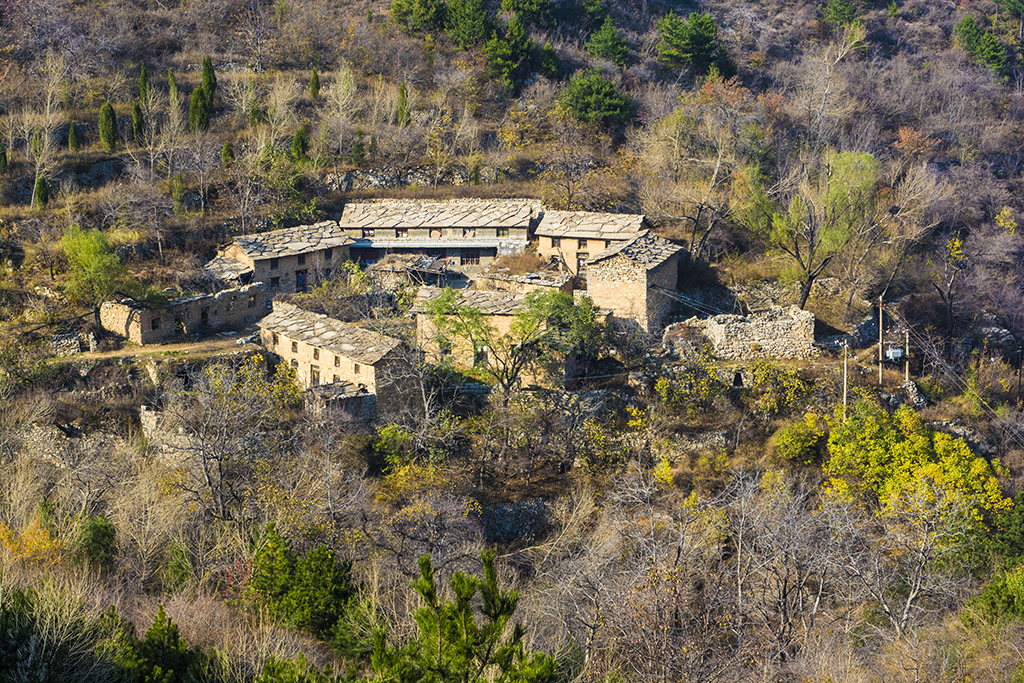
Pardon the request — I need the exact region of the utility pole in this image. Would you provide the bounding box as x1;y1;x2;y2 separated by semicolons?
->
904;329;910;385
843;341;848;422
879;295;884;386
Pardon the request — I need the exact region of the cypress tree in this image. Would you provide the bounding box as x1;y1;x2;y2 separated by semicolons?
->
309;67;320;101
247;79;261;125
0;142;7;171
397;82;411;127
201;56;217;110
221;141;235;167
33;176;49;209
291;125;309;161
132;102;145;146
68;122;80;151
350;129;366;166
188;89;209;132
31;129;43;159
168;70;180;110
99;101;117;152
139;63;151;103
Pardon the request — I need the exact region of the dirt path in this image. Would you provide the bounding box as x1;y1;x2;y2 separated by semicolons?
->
69;334;259;362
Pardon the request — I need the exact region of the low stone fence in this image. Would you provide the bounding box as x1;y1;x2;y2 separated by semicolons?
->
669;305;818;360
51;332;97;356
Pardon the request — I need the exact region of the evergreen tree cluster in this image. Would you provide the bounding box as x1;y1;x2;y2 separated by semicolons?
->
955;15;1009;73
189;56;218;132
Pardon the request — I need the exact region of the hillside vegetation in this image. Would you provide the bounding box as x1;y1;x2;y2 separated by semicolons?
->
3;1;1024;682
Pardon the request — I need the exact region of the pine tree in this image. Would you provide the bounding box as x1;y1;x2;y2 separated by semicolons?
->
291;125;309;161
447;0;491;49
139;63;151;103
587;16;629;66
396;82;411;127
484;15;536;91
33;176;49;209
200;56;217;110
657;11;725;75
351;129;366;166
539;41;559;78
309;66;320;101
99;101;117;152
172;173;185;215
188;89;209;132
221;141;235;167
132;102;145;146
168;70;180;110
68;122;80;151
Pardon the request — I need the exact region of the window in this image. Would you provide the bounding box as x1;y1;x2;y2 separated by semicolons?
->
577;254;589;272
313;348;319;360
248;295;256;308
463;227;477;238
551;237;561;249
324;247;333;260
578;238;588;249
497;227;509;238
270;276;281;287
461;249;480;266
334;355;340;367
474;346;488;366
297;253;306;266
311;365;320;386
353;362;361;375
396;228;408;238
291;341;298;353
272;332;279;346
270;258;279;270
151;318;160;331
362;229;375;238
333;375;340;383
290;359;298;369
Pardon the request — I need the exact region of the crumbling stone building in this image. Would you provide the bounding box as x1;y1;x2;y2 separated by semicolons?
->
100;283;267;344
535;210;650;274
205;221;352;292
337;198;536;268
676;305;818;360
586;231;685;335
258;301;413;419
475;271;575;296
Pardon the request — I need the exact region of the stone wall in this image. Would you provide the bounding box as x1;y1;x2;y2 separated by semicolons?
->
100;283;267;344
51;332;97;356
477;272;575;295
587;252;680;334
671;305;818;360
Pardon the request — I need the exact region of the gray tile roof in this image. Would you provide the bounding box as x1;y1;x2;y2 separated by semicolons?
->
339;199;538;229
233;221;352;258
204;254;254;281
412;286;527;316
587;231;684;269
259;302;402;364
535;210;648;239
477;271;573;288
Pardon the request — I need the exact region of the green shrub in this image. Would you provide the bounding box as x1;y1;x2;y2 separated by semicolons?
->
560;70;632;126
72;514;117;569
774;413;825;464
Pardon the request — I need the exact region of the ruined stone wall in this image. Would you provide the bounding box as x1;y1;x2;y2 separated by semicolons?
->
536;236;615;274
101;283;268;344
674;305;818;360
645;253;680;332
477;273;575;296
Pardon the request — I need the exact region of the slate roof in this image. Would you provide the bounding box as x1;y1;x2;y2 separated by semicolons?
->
477;271;573;288
204;255;254;281
412;287;527;316
339;199;538;229
259;302;401;364
587;231;684;270
535;210;648;239
232;221;352;259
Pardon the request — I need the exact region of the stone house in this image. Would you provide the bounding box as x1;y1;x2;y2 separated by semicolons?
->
586;231;685;335
257;301;413;418
412;287;526;368
100;283;267;344
535;210;650;274
206;221;353;293
337;198;537;269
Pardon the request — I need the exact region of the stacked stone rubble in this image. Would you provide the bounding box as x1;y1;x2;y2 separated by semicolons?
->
671;305;818;360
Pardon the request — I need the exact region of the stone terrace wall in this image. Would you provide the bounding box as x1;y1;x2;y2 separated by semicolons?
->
673;305;818;360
